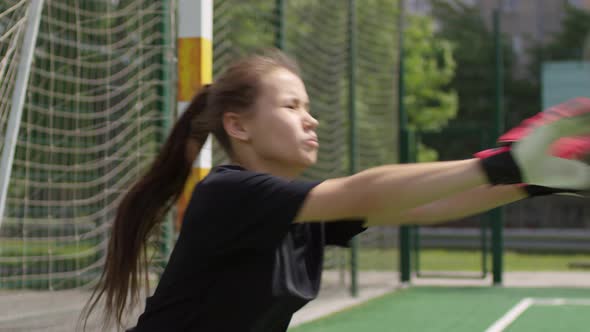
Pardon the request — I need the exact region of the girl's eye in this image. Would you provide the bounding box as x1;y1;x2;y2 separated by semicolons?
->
286;105;297;110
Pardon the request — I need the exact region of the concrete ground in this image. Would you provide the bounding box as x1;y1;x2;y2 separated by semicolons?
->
1;271;589;331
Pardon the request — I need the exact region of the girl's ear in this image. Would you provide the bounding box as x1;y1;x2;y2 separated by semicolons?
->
223;112;251;142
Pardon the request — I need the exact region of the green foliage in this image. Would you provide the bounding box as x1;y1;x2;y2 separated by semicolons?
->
519;6;590;123
213;1;460;166
355;1;401;170
426;0;515;160
405;15;457;132
214;0;401;173
532;5;590;64
528;5;590;85
403;14;458;162
427;2;590;162
213;0;276;61
417;142;439;162
430;0;507;125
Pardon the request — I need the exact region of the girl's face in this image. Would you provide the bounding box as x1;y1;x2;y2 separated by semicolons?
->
240;68;319;175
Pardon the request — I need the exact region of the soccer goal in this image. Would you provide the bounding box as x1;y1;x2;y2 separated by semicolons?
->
0;0;174;291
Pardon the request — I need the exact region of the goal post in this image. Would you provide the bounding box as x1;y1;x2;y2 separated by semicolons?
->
0;0;44;231
175;0;213;232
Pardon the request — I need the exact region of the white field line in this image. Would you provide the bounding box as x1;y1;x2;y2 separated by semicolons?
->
532;298;590;306
484;297;590;332
484;298;534;332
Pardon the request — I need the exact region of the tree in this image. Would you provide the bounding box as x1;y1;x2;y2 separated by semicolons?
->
428;2;590;162
212;0;459;165
426;0;515;160
509;6;590;128
404;14;458;161
498;4;590;130
405;15;457;132
531;5;590;66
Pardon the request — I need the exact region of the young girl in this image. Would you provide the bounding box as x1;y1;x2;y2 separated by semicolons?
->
81;50;590;331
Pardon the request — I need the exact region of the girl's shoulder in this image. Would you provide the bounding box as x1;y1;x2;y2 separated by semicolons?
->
196;164;276;196
201;164;262;187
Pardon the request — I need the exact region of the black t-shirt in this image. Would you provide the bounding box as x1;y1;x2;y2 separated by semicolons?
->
130;165;366;332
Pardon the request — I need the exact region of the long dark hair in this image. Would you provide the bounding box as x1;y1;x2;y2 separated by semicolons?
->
79;49;300;330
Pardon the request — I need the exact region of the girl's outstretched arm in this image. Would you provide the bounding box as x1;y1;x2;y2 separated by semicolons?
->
296;159;488;223
367;184;527;226
296;101;590;224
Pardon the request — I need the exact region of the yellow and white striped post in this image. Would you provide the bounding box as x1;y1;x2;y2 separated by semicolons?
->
176;0;212;231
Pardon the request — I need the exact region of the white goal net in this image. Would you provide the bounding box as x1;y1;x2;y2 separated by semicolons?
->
0;0;174;293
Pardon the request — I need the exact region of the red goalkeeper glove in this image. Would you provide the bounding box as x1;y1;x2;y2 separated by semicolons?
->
475;147;588;197
475;97;590;196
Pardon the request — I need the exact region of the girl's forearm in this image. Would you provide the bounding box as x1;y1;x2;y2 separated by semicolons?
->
368;184;527;226
354;159;488;221
298;159;491;223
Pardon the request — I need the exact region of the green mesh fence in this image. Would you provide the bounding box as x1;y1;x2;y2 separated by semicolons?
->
406;1;590;280
213;0;401;291
0;0;400;309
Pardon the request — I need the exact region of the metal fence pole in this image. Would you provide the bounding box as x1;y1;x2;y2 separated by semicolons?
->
275;0;285;50
348;0;359;297
491;9;504;286
397;0;411;284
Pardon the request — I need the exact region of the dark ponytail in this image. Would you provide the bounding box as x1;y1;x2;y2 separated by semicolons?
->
80;86;211;331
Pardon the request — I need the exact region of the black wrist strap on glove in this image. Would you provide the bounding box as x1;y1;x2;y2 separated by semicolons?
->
524;185;582;197
478;147;523;185
523;185;563;197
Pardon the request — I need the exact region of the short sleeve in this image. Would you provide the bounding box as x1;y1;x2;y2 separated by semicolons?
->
186;166;321;253
323;220;367;247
